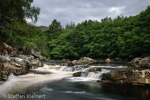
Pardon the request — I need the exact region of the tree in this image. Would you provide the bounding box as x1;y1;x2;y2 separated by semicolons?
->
47;19;62;40
0;0;40;40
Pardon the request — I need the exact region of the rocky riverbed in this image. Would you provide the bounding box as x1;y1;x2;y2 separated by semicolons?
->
60;57;150;86
100;57;150;86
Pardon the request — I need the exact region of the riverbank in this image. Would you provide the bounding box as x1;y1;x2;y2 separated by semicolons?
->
0;42;46;81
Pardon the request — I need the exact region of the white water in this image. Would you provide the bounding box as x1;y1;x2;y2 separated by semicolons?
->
0;63;117;98
67;69;110;82
0;64;72;98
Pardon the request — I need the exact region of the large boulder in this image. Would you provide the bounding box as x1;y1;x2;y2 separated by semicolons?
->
72;57;97;65
0;54;44;81
130;57;150;68
0;62;27;81
101;69;150;86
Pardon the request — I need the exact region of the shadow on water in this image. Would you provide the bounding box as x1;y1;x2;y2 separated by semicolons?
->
101;84;150;100
21;79;150;100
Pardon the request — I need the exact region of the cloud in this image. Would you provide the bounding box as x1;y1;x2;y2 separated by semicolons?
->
109;7;125;15
31;0;150;26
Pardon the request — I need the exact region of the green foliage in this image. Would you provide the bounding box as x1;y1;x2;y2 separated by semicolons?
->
47;6;150;60
0;0;149;61
0;0;50;58
65;22;75;29
0;0;40;42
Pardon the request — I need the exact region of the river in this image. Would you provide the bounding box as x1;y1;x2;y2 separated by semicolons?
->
0;61;150;100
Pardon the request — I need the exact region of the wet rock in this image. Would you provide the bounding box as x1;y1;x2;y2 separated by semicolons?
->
0;54;44;81
101;69;150;86
102;71;127;81
30;60;43;68
73;72;82;77
68;63;74;66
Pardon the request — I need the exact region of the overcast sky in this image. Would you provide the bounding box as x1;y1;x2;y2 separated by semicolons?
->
31;0;150;27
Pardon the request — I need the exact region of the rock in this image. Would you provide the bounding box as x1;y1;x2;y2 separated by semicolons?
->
31;48;41;58
130;57;142;64
0;55;11;62
105;58;111;63
0;43;19;56
0;54;44;81
88;67;101;72
0;43;45;81
72;57;97;65
101;69;150;86
73;72;82;77
30;60;43;68
102;71;127;81
130;57;150;68
3;43;12;49
17;55;34;61
68;63;74;66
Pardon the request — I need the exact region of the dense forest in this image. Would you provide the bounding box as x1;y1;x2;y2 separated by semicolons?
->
0;0;150;60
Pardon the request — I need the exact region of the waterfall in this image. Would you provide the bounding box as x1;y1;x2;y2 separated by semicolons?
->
62;66;74;72
85;69;110;79
86;72;101;79
86;69;110;79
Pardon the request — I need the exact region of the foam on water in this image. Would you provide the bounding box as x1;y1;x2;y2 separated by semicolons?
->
40;86;53;93
65;91;86;94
